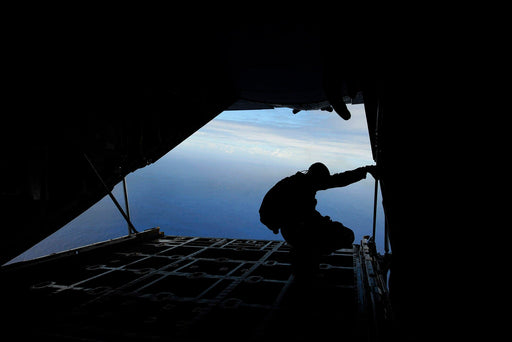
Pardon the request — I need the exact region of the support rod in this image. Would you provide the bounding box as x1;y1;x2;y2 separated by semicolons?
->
384;215;390;254
84;153;138;234
122;177;132;235
372;178;378;238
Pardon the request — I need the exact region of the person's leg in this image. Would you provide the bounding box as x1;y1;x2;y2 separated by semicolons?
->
281;220;354;276
317;220;354;253
282;219;354;252
281;224;320;277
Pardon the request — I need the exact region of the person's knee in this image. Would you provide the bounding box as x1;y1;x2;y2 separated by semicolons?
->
281;224;307;248
331;222;354;247
346;228;355;244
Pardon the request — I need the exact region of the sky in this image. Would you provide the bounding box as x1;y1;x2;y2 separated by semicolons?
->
9;104;386;264
182;106;373;169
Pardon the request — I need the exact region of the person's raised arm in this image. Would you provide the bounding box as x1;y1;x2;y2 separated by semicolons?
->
320;165;377;190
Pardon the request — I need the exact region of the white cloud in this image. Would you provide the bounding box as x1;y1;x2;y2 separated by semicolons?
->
172;106;375;170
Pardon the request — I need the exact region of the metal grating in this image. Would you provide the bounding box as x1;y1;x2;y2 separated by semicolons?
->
1;233;381;341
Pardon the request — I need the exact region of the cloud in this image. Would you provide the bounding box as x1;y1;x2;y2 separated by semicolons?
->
172;106;374;170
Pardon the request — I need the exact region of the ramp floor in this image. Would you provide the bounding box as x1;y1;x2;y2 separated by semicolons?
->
1;230;390;341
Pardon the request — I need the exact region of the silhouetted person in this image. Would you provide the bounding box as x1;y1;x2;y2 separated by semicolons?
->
259;162;377;275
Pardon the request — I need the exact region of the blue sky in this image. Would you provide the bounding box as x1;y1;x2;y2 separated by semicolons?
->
172;105;373;170
9;104;385;263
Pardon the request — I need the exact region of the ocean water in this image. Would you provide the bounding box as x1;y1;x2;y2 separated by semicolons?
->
9;107;386;264
9;152;385;263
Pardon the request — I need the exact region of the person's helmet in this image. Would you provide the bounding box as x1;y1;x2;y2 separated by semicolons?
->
307;162;330;179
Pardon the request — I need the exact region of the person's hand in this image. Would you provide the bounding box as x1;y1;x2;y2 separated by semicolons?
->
365;165;378;179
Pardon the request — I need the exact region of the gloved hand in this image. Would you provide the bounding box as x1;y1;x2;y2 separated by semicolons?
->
365;165;378;179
